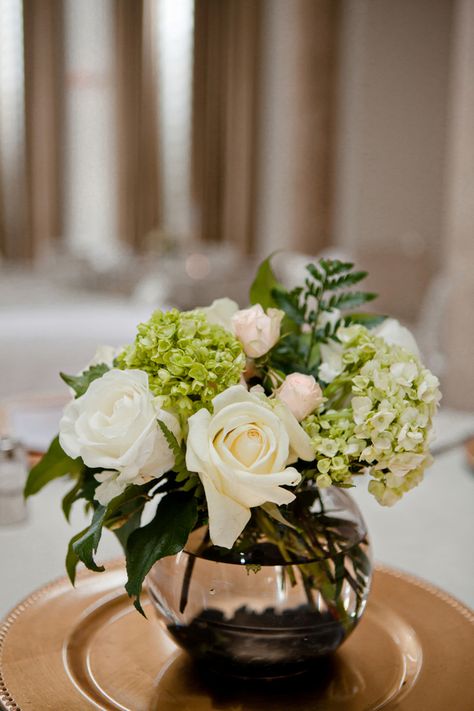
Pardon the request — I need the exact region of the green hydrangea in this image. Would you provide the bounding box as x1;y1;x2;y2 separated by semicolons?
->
302;409;366;489
304;325;441;505
117;309;245;419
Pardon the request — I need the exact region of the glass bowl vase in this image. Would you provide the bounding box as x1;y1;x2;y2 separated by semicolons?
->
147;486;372;680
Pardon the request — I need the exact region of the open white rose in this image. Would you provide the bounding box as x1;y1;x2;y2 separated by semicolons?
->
59;369;180;505
185;384;314;548
276;373;324;421
232;304;284;358
374;318;420;357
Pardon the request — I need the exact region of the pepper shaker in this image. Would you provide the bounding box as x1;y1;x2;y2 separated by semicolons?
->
0;437;28;525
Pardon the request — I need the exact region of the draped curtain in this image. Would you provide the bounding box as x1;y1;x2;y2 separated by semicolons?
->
191;0;339;256
0;0;63;262
192;0;261;253
115;0;161;253
1;0;339;261
0;0;161;262
23;0;64;262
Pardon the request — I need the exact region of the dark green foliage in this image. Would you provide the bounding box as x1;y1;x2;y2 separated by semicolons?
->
249;254;284;310
259;257;383;379
125;491;198;615
157;420;202;494
65;482;154;584
60;363;110;398
24;436;82;498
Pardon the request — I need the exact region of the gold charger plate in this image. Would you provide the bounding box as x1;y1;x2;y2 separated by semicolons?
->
1;562;473;711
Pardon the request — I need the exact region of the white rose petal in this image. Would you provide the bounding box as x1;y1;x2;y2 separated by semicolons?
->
185;385;313;548
59;369;180;505
94;470;127;506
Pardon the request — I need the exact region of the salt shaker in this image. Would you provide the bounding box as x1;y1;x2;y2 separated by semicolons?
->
0;437;28;525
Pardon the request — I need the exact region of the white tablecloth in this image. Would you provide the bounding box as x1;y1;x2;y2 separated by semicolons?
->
0;411;473;619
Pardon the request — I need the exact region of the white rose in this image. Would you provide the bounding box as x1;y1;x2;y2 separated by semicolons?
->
232;304;284;358
186;384;314;548
374;318;420;357
276;373;324;421
59;369;180;505
198;297;239;331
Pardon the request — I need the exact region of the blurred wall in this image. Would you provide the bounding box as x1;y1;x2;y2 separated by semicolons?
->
257;0;338;257
333;0;454;322
442;0;474;409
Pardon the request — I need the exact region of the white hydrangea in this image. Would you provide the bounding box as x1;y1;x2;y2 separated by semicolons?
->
304;325;441;506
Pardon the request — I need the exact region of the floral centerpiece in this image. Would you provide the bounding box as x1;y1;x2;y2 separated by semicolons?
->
25;257;441;677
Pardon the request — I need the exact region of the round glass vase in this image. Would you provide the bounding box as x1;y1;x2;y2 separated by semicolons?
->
147;487;372;680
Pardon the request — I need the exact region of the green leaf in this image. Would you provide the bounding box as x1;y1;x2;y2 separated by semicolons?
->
60;363;110;398
309;260;354;279
327;291;377;311
157;419;186;474
327;271;368;290
157;419;202;493
334;554;346;599
271;288;305;325
250;254;283;310
261;503;297;531
62;477;83;522
125;491;198;615
344;313;386;328
104;482;153;530
113;508;143;550
71;505;107;574
66;528;86;585
25;436;82;498
67;483;153;582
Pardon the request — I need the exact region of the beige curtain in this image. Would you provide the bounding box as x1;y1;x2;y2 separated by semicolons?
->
0;0;63;262
441;0;474;409
115;0;161;253
191;0;339;256
23;0;64;262
192;0;261;253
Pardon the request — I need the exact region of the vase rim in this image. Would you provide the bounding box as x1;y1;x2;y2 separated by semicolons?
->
181;524;369;567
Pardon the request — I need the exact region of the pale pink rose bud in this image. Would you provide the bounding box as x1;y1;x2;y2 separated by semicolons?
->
276;373;324;421
232;304;284;358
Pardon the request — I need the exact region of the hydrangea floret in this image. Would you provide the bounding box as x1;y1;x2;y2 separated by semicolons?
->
303;324;440;505
116;308;246;419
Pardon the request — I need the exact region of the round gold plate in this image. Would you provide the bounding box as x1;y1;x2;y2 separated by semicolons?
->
1;562;473;710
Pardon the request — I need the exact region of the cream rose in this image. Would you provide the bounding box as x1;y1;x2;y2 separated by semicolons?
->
232;304;284;358
185;384;314;548
276;373;324;421
59;369;180;505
